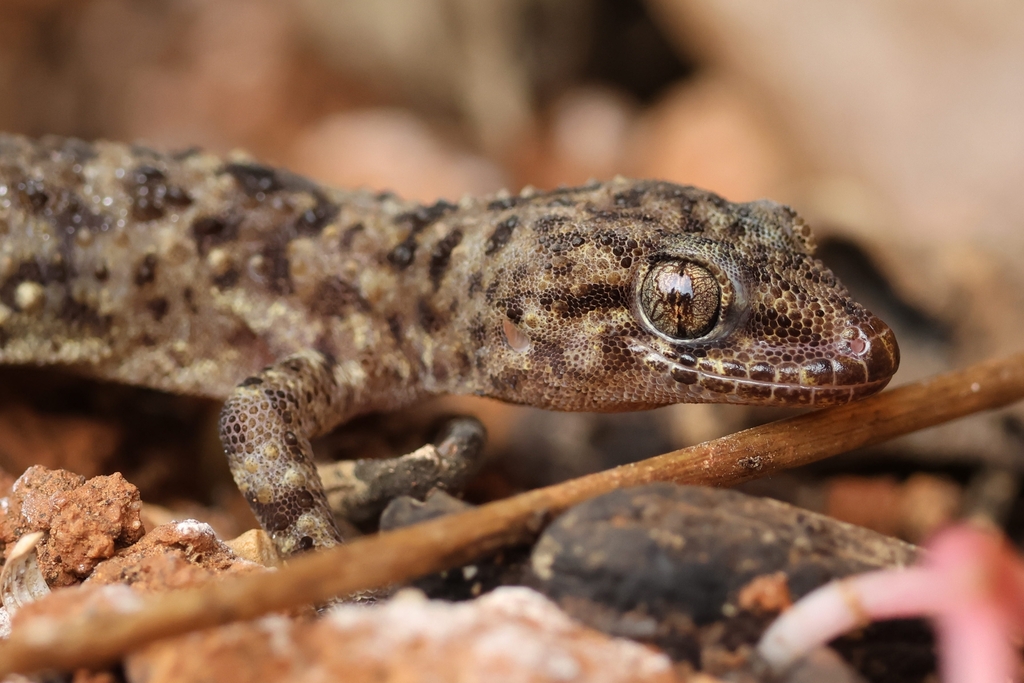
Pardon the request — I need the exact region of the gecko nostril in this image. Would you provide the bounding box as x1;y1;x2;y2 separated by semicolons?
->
848;336;868;356
841;325;871;357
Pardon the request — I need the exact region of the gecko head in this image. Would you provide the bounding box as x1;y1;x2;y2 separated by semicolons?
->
479;179;899;411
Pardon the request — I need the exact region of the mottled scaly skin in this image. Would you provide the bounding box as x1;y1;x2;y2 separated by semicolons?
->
0;134;898;555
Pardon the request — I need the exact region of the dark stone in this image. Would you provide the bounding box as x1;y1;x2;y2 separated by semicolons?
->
529;484;930;674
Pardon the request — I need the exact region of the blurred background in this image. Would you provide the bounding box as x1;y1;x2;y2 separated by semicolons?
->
2;0;1024;546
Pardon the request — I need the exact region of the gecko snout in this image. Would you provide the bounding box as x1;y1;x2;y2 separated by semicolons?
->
857;317;900;383
819;315;900;393
764;314;899;406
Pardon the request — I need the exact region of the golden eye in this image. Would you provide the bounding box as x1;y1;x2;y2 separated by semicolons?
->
640;261;721;339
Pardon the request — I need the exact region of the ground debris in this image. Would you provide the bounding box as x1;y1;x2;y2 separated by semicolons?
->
124;587;678;683
0;466;144;587
87;520;264;592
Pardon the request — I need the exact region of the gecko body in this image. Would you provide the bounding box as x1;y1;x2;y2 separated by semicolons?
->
0;134;899;554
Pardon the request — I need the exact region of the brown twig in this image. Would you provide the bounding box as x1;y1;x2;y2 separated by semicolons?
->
2;353;1023;675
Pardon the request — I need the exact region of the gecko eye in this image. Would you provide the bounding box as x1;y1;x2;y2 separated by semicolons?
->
639;261;721;339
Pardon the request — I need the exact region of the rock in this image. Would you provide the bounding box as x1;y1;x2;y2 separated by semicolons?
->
531;484;918;623
0;466;144;587
529;484;930;678
223;529;281;569
87;520;264;592
125;587;678;683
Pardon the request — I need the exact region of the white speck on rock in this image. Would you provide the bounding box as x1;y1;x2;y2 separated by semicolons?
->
173;520;216;538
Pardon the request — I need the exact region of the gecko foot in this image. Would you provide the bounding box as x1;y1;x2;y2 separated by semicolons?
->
317;416;487;530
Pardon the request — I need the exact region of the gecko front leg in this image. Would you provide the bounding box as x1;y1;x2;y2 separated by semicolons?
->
219;350;352;556
221;351;486;557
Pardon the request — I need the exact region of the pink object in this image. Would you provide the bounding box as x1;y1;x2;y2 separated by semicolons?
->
757;524;1024;683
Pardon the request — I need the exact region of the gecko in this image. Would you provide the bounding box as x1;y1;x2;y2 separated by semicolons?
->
0;134;899;556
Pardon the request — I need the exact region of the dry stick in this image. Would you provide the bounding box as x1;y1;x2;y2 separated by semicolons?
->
2;353;1024;675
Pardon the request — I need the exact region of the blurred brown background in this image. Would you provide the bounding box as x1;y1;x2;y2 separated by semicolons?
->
2;0;1024;544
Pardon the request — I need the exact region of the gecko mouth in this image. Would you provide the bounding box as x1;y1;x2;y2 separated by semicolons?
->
635;322;899;407
655;355;893;406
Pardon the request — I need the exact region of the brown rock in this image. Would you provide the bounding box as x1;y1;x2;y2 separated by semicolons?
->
1;466;144;587
0;468;14;498
88;521;264;592
222;529;281;569
125;587;677;683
